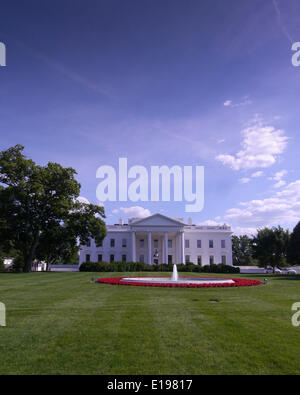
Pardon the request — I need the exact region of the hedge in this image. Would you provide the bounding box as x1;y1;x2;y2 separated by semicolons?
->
79;261;239;274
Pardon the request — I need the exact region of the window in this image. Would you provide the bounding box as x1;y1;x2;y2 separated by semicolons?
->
221;255;226;265
197;240;202;248
168;255;172;264
139;254;144;263
110;239;115;247
122;238;127;248
168;239;172;248
185;239;190;248
110;254;114;263
86;239;91;247
98;254;102;262
140;239;145;248
86;254;90;262
122;254;126;262
221;240;226;249
197;256;202;266
209;255;214;265
185;255;190;263
154;239;158;248
209;240;214;248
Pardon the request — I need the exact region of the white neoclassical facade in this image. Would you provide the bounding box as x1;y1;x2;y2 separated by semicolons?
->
79;213;233;266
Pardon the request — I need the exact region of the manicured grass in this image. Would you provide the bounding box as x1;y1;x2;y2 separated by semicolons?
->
0;271;300;375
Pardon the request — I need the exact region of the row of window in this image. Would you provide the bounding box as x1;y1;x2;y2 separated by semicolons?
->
85;254;227;265
185;239;226;249
86;238;226;249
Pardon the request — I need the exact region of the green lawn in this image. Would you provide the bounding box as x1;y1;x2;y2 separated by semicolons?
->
1;271;300;375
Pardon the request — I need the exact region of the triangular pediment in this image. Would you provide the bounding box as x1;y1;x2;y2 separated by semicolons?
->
130;213;185;227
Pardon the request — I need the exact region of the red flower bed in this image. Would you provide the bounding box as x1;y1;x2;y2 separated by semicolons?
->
96;276;262;288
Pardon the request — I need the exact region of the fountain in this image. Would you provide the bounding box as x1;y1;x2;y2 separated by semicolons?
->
171;264;178;282
97;262;262;288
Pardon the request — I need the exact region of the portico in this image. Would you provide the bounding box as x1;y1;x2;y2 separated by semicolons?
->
129;215;186;264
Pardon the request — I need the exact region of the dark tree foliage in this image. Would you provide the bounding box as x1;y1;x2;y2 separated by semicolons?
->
252;226;290;271
0;145;106;272
232;235;256;266
287;221;300;266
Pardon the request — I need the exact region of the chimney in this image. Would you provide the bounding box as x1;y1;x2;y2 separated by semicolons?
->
188;217;193;225
119;218;124;226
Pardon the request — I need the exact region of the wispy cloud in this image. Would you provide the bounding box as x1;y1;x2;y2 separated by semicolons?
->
272;0;293;43
14;39;113;99
251;171;264;178
239;177;251;184
223;97;252;108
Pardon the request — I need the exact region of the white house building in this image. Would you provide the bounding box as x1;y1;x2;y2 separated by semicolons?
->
79;213;233;266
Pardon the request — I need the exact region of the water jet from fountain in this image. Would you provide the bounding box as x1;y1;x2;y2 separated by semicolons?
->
171;264;178;281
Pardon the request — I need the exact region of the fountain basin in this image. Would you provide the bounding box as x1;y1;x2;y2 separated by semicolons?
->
97;276;262;288
121;277;235;285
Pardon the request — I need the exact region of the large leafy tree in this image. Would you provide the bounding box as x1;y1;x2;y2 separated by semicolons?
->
287;221;300;266
0;145;106;272
252;226;290;272
232;235;256;266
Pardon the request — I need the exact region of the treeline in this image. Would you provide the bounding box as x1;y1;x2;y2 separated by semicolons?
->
232;222;300;269
79;261;240;274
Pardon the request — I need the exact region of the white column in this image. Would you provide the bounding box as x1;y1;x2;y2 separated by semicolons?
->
147;231;152;265
131;231;136;262
176;232;181;264
164;231;168;264
180;231;185;264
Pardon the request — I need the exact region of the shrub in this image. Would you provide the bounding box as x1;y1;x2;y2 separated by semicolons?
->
79;261;239;274
201;264;240;274
11;255;24;272
79;261;149;272
0;257;5;272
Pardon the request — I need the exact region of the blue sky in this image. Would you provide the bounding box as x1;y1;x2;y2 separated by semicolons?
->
0;0;300;234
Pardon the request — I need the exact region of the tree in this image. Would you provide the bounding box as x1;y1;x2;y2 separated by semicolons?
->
232;235;256;266
0;145;106;272
287;221;300;266
252;226;290;272
0;255;5;272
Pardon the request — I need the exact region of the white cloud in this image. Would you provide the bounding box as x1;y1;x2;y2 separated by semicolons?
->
223;98;252;108
216;122;288;171
251;171;263;178
274;180;286;188
239;177;250;184
77;196;90;204
199;219;223;226
272;170;288;181
115;206;151;218
223;179;300;229
270;169;288;188
232;226;258;237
